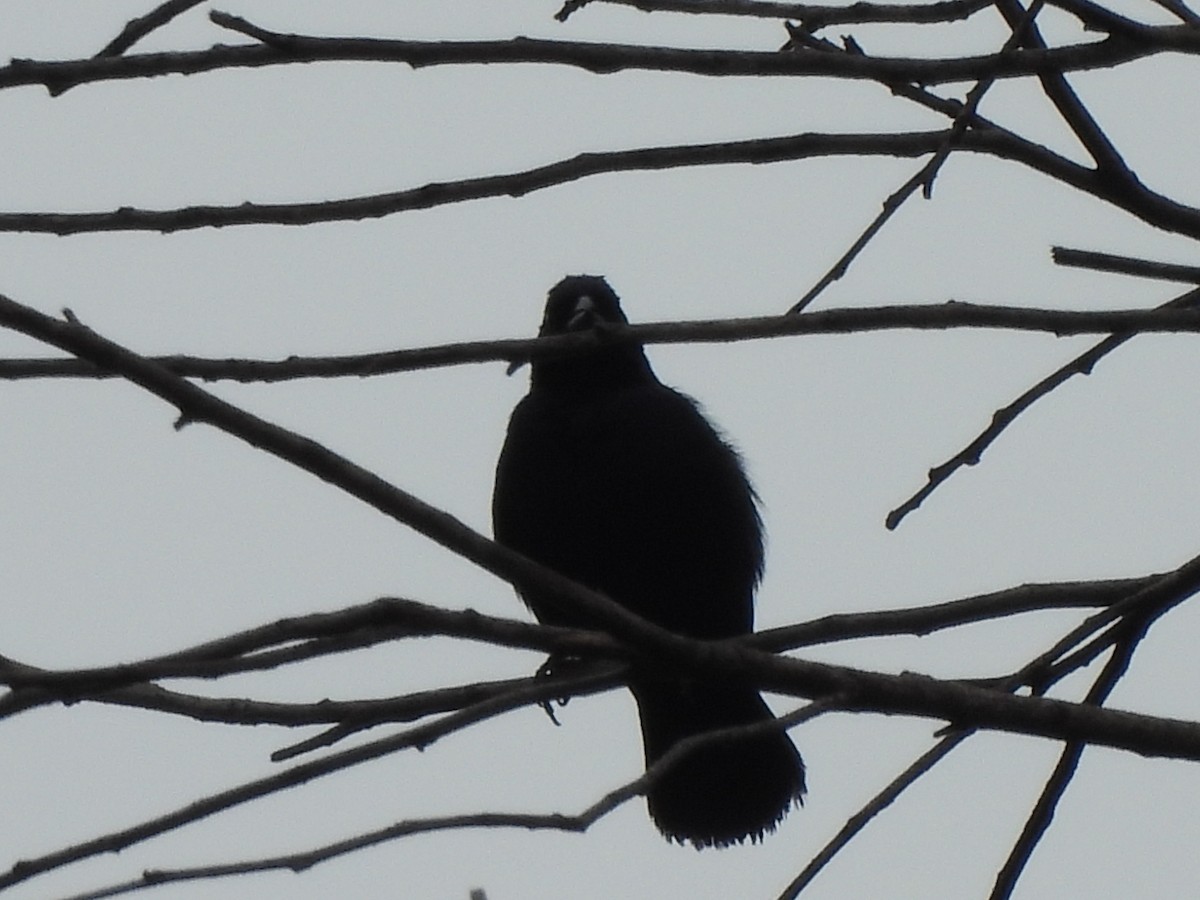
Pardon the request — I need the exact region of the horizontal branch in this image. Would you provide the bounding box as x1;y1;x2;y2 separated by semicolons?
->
0;130;947;234
0;131;1004;234
753;576;1155;650
0;596;626;722
0;19;1193;97
0;125;1193;239
0;575;1146;724
1052;246;1200;283
562;0;994;27
7;302;1200;386
566;0;1149;34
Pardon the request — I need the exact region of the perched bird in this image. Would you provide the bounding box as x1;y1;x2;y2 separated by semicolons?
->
492;275;804;848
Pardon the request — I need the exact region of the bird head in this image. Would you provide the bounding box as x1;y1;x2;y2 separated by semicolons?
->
540;275;629;336
519;275;654;391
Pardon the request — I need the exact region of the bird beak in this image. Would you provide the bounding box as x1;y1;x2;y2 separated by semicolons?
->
509;294;600;375
566;295;597;331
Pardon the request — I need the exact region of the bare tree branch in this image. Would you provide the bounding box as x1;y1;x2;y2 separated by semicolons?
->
0;596;623;698
887;285;1200;528
1052;246;1200;283
996;0;1132;177
562;0;1150;33
56;700;836;900
990;619;1148;899
559;0;995;27
1;19;1195;97
0;122;1193;239
95;0;209;58
0;574;1147;726
1;670;624;892
85;675;587;729
752;576;1157;651
10;301;1200;390
777;730;972;898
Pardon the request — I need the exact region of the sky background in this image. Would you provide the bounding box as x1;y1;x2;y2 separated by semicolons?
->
2;1;1200;898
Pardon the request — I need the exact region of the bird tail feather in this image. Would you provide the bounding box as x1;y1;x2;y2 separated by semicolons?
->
631;679;805;849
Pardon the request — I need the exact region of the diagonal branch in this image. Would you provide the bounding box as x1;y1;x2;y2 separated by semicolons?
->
887;286;1200;529
752;575;1157;651
95;0;209;58
993;0;1131;177
57;700;836;900
0;596;623;699
787;0;1049;312
0;131;1005;235
1;669;622;892
778;730;972;898
989;619;1148;899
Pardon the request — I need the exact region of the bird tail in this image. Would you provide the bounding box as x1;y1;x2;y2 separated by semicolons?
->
630;678;805;849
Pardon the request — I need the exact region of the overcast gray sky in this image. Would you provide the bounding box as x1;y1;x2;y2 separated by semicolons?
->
2;2;1200;898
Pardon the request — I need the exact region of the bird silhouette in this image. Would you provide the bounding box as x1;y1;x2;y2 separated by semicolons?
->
493;275;804;848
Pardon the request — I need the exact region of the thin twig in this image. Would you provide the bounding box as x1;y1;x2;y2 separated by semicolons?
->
787;0;1048;312
752;575;1153;651
0;596;623;703
994;0;1131;177
1052;246;1200;283
990;619;1148;899
0;669;623;891
96;0;208;57
786;163;934;313
887;286;1200;528
1013;548;1200;694
556;0;599;21
268;659;625;761
1148;0;1200;24
777;730;972;898
42;698;833;900
916;0;1048;198
70;675;586;728
56;813;578;900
